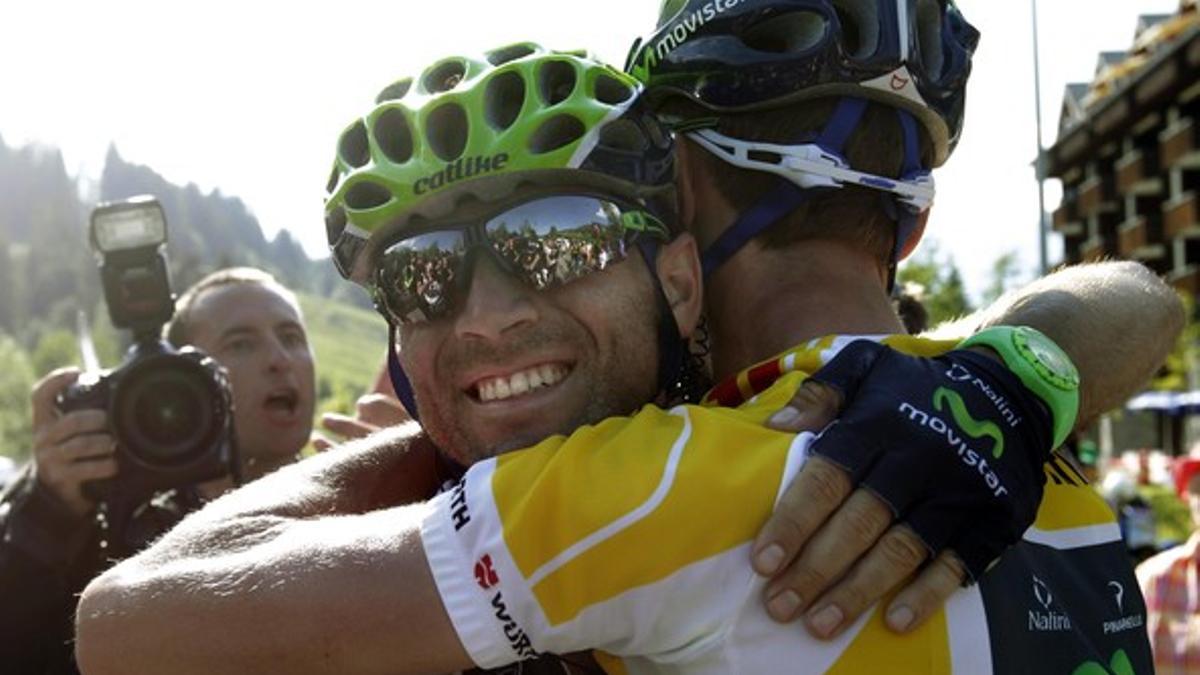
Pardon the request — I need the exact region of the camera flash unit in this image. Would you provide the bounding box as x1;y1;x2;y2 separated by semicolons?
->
91;195;167;253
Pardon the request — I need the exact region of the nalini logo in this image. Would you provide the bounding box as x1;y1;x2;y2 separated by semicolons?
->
1033;575;1052;609
946;363;973;383
475;554;499;590
890;73;911;91
944;363;1023;430
1028;575;1071;632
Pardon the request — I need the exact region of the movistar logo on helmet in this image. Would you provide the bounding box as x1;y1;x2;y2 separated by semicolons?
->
413;153;510;195
635;0;745;82
629;49;659;84
933;387;1004;459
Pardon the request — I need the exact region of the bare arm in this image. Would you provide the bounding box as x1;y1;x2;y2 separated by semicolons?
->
203;421;439;521
752;261;1184;638
928;260;1184;424
75;426;467;675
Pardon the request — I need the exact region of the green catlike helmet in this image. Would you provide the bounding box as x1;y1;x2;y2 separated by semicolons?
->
324;43;676;285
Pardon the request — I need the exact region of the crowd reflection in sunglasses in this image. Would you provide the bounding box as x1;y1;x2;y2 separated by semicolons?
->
393;222;623;307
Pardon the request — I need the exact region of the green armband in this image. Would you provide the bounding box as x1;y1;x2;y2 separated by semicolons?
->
959;326;1080;449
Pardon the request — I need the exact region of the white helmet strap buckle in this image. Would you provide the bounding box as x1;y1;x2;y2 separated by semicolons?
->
687;128;935;213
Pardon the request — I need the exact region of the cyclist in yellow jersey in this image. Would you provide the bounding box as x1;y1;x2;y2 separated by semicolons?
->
77;8;1181;675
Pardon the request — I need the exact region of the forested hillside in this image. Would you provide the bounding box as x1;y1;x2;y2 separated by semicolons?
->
0;136;384;460
0;138;369;343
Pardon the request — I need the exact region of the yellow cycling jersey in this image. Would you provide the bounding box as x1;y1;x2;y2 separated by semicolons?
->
421;334;1151;674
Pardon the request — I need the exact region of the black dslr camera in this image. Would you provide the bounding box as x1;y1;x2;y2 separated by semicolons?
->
58;196;237;508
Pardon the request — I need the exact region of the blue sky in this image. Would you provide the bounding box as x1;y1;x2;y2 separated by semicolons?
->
0;0;1178;302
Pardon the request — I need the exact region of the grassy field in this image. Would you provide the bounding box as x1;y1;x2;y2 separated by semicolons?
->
297;292;389;416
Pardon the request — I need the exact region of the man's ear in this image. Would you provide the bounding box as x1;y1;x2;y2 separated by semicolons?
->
655;233;704;339
897;210;930;262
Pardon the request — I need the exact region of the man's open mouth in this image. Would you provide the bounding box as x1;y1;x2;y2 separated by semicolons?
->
470;363;572;403
264;388;299;414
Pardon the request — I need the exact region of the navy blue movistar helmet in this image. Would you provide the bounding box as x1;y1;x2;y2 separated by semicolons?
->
626;0;980;167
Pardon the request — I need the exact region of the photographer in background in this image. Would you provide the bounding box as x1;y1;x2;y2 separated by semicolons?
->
0;266;315;675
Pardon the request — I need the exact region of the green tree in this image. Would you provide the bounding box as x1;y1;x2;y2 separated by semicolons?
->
1154;292;1199;392
0;237;15;333
897;242;973;326
0;334;35;461
983;250;1023;305
32;329;79;375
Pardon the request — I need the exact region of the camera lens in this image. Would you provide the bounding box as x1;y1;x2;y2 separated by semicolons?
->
113;355;226;467
134;373;207;447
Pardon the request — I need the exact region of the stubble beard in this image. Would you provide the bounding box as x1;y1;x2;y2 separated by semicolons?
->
419;326;659;468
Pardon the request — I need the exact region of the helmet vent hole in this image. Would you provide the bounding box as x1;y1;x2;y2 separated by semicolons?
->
426;103;469;161
339;121;370;168
597;120;648;153
748;149;783;164
487;43;536;66
529;114;585;154
375;78;413;104
374;108;415;164
831;0;879;59
423;60;467;94
325;206;347;244
594;74;634;105
539;61;577;106
741;11;829;54
485;71;526;131
344;181;391;211
915;0;945;79
325;164;341;195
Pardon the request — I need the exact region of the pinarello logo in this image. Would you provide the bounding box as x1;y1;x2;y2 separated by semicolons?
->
890;73;910;91
475;554;499;590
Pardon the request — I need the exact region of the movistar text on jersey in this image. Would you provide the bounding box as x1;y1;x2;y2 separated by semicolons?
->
654;0;745;62
414;153;510;195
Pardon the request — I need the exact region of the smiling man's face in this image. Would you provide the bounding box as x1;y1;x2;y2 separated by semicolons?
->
398;247;662;467
186;282;316;468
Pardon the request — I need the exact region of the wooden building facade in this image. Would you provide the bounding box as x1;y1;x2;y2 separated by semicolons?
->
1047;6;1200;294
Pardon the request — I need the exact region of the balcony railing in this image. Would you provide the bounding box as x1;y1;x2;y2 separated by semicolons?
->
1165;191;1199;239
1161;117;1198;169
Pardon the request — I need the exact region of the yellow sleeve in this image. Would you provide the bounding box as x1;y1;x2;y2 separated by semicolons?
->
420;400;804;668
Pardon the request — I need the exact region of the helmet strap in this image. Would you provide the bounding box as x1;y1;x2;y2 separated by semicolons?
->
697;97;868;278
386;323;421;422
386;322;470;482
813;97;869;154
694;98;932;295
635;239;690;403
700;181;811;277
